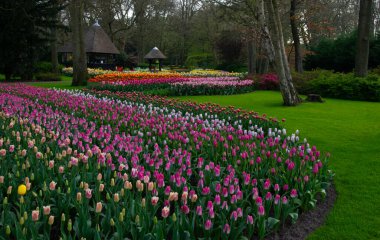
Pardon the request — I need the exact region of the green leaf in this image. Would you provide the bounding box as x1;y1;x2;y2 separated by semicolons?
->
320;189;327;199
289;213;299;224
309;200;316;208
293;198;302;206
266;217;280;229
239;236;249;240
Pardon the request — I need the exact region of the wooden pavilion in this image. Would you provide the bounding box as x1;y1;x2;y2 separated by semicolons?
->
144;47;167;71
58;22;120;69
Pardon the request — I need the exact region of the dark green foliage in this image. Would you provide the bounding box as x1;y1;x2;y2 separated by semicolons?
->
34;62;54;73
216;63;247;73
34;61;63;74
291;70;330;93
215;30;245;72
304;31;380;72
34;72;61;82
0;0;63;81
185;53;216;69
293;70;380;102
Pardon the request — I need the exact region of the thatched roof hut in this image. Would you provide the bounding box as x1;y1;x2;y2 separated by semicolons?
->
58;22;119;69
144;47;166;71
144;47;167;60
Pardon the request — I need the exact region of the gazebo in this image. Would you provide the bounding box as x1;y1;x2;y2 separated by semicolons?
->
58;22;120;69
144;47;167;71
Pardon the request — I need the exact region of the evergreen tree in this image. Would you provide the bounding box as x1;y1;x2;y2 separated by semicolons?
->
0;0;62;81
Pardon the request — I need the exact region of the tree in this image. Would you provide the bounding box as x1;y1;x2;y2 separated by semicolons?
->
0;0;62;81
290;0;303;73
69;0;88;86
355;0;373;77
265;0;302;106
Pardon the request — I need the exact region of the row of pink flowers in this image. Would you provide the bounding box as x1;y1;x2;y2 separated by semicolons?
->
171;78;254;87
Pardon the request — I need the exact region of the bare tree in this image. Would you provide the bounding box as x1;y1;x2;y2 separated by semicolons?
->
265;0;301;106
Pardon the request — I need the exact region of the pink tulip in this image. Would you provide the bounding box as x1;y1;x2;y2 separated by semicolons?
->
204;219;212;230
161;206;170;218
151;196;159;206
223;223;231;234
196;206;203;216
85;189;92;199
181;205;190;214
290;189;298;198
32;210;39;221
43;206;51;215
258;205;265;216
49;181;56;191
247;215;254;224
274;194;281;205
0;149;6;156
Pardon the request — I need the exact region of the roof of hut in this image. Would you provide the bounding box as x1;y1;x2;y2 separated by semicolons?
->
58;22;119;54
144;47;167;59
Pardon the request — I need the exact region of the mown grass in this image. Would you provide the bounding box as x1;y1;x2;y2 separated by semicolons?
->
27;75;84;90
179;92;380;240
0;74;83;90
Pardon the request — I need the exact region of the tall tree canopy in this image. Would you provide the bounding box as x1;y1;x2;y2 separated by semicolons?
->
0;0;62;81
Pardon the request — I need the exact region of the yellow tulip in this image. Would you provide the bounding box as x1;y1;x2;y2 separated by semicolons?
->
18;184;27;195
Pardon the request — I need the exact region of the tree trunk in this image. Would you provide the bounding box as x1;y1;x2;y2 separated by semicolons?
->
70;0;87;86
290;0;303;73
248;40;256;74
51;25;59;74
355;0;373;77
265;0;301;106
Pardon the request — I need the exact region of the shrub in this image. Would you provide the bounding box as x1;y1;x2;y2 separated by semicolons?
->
34;72;61;82
255;73;279;90
34;61;53;73
216;63;248;73
185;53;216;69
263;70;380;102
292;70;334;94
309;73;380;101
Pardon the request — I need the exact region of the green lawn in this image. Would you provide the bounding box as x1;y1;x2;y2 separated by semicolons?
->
0;74;83;90
27;75;84;90
179;92;380;240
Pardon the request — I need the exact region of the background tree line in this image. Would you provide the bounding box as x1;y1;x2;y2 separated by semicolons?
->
0;0;378;104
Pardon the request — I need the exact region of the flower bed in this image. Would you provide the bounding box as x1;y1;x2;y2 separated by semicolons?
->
62;67;118;77
89;75;255;96
170;78;254;96
88;72;183;83
181;69;245;78
0;85;332;239
91;77;189;93
86;89;279;130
